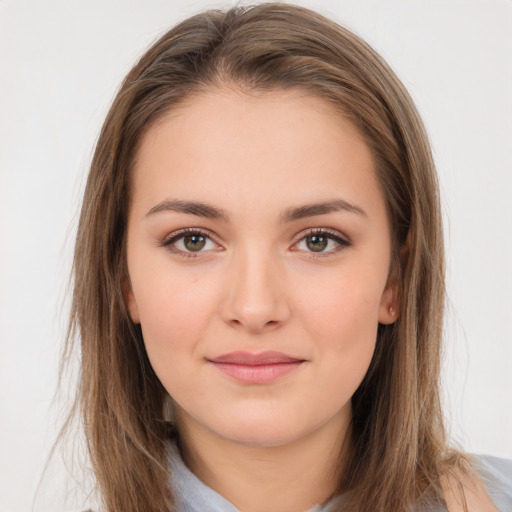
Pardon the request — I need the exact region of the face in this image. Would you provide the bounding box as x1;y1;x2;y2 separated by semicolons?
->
125;88;398;448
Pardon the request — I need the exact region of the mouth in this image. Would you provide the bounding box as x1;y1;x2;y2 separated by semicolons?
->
207;351;305;384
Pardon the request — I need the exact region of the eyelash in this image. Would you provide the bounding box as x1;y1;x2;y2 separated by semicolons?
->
293;228;352;258
160;228;220;259
160;227;352;259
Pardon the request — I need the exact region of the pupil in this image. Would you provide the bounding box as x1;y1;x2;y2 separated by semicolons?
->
184;235;206;251
306;235;327;252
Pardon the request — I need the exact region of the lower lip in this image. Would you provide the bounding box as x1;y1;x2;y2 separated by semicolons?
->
210;361;303;384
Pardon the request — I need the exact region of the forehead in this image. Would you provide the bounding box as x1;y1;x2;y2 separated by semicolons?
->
130;87;384;220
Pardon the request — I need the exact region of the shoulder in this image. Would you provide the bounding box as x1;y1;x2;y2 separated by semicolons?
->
441;454;512;512
470;454;512;511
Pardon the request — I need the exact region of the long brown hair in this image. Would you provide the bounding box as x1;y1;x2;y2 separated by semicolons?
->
65;3;457;511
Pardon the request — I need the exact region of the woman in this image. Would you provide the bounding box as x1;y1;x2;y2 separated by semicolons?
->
65;3;511;511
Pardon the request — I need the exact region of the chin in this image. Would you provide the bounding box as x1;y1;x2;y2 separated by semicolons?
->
207;409;326;448
220;426;305;448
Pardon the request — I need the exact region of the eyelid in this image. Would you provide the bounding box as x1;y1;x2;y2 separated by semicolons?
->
291;227;352;256
160;228;223;257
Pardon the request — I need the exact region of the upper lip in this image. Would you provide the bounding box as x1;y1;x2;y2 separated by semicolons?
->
208;351;304;365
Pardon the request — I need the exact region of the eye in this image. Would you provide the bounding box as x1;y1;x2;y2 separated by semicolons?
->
294;229;351;255
161;229;219;257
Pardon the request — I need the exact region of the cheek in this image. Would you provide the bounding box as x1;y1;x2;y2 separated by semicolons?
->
132;265;219;371
296;264;384;340
295;268;383;388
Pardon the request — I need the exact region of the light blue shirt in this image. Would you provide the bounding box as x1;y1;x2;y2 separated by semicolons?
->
169;444;512;512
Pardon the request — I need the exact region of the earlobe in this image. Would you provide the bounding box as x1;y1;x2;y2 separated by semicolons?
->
123;280;141;324
378;286;399;325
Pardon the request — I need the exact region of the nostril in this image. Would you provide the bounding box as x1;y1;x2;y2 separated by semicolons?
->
226;316;283;333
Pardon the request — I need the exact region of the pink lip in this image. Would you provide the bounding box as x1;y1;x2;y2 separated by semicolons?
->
208;351;305;384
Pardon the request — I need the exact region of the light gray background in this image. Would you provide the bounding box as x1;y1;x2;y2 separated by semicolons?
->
1;0;511;511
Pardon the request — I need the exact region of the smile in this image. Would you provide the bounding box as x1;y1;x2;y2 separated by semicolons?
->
207;351;305;384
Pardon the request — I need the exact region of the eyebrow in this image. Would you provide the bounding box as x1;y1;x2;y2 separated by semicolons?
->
145;198;366;222
146;199;229;221
279;199;366;223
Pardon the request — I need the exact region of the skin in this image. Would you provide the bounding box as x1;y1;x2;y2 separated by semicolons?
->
442;469;498;512
125;87;399;511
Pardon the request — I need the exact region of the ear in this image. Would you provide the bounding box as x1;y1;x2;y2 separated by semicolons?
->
123;278;140;324
378;232;411;325
378;280;399;325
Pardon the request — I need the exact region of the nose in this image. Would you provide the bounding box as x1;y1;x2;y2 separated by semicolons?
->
220;248;291;334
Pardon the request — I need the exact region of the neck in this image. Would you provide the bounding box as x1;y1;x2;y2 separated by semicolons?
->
175;407;351;512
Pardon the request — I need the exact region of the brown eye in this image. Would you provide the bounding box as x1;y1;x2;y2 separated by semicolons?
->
295;230;351;256
184;234;206;251
163;230;217;256
306;234;328;252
